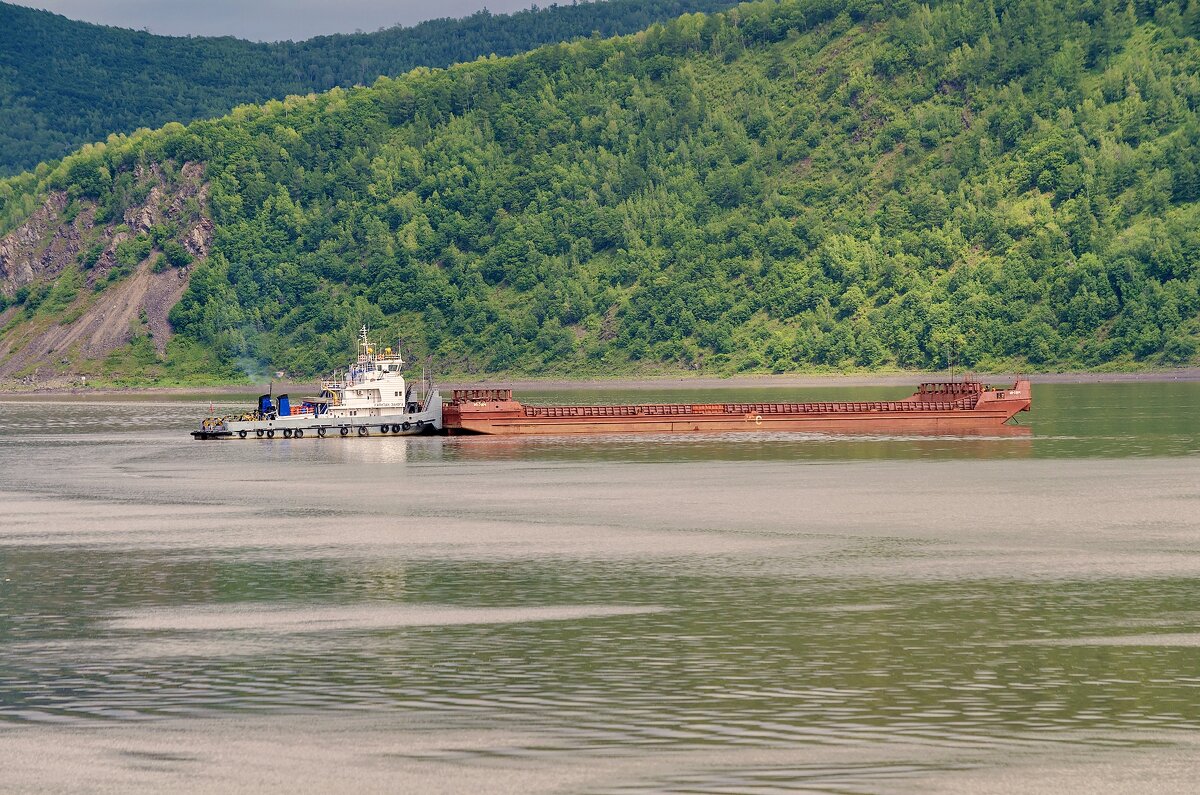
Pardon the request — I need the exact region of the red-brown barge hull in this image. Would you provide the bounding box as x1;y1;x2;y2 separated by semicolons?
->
443;380;1032;436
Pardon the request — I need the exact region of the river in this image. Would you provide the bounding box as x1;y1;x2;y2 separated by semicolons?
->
1;381;1199;792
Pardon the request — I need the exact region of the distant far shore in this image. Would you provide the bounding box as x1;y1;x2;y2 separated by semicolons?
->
3;368;1199;398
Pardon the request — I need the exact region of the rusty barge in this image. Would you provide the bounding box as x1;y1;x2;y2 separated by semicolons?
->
441;379;1031;436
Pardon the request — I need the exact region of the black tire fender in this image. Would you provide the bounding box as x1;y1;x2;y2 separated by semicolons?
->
238;430;247;439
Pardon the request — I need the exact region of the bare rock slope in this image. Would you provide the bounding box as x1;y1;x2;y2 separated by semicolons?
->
0;162;210;386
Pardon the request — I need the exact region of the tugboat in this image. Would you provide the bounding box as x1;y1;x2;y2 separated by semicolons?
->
192;327;441;440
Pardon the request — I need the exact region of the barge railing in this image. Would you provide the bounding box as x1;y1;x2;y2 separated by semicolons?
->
521;398;978;418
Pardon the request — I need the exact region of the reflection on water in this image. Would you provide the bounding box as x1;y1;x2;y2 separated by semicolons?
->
0;381;1198;791
440;426;1035;464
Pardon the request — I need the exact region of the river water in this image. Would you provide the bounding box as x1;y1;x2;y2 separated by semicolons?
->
1;381;1199;792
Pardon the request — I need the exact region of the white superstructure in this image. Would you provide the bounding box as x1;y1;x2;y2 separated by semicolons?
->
324;328;424;418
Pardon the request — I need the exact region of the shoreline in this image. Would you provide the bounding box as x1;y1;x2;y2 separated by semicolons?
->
3;368;1199;398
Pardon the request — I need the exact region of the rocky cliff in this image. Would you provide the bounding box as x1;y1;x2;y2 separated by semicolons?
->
0;161;210;386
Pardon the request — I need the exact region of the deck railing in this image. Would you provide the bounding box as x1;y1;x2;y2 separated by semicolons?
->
522;398;978;418
453;388;514;401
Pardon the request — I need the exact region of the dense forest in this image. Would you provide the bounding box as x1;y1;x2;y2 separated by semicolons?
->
2;0;1200;383
0;0;734;176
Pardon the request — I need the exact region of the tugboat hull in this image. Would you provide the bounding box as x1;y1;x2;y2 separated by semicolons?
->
191;406;441;440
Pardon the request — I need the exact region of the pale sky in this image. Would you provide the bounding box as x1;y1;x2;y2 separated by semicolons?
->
15;0;545;42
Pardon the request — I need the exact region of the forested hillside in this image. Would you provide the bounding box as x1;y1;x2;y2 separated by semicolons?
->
0;0;734;175
2;0;1199;385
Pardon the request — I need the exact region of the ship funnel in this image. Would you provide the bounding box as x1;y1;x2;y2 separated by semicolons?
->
278;394;291;416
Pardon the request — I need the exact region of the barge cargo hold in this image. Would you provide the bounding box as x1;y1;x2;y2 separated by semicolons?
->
442;380;1032;436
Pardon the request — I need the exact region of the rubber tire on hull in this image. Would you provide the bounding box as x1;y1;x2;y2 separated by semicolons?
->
317;427;326;438
266;429;275;438
238;430;247;439
401;421;411;431
380;425;389;434
415;420;425;430
283;429;293;438
358;426;369;437
340;427;349;437
256;429;264;438
295;429;304;439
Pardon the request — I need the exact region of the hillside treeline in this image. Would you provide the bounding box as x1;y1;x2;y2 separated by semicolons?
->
3;0;1199;380
0;0;734;176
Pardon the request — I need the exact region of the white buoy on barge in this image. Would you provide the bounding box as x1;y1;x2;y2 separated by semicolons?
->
192;327;442;440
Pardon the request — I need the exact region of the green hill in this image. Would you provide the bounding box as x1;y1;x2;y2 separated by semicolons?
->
0;0;734;176
1;0;1199;386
